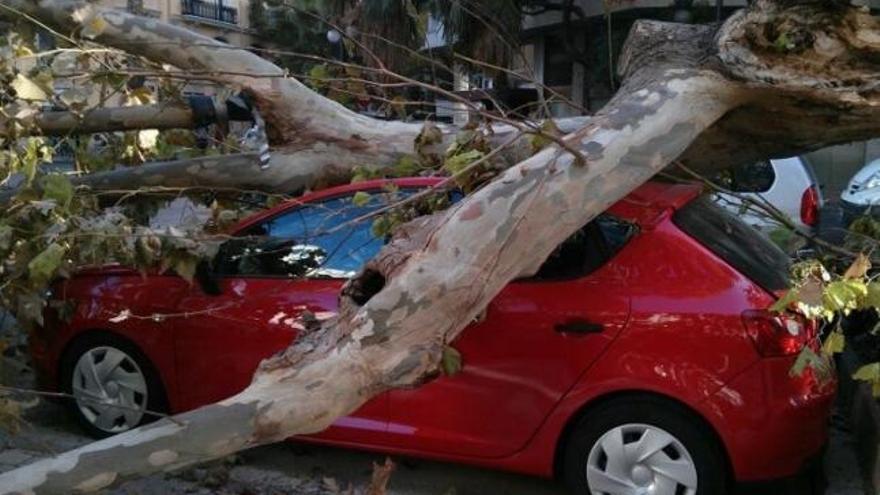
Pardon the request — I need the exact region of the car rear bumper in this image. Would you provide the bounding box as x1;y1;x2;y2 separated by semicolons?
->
703;356;836;482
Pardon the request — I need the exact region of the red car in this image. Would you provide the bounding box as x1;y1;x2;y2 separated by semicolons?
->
30;178;834;495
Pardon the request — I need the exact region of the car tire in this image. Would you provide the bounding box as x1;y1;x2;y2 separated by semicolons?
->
562;396;728;495
60;333;167;438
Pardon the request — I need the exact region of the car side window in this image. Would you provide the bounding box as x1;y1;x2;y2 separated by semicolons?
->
726;160;775;193
216;192;396;279
528;214;636;281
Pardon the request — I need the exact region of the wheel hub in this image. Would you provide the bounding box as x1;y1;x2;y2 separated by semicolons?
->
71;346;149;433
586;423;698;495
631;464;652;486
105;381;120;397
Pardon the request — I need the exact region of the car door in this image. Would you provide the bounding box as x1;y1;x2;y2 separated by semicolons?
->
172;190;398;443
383;215;634;458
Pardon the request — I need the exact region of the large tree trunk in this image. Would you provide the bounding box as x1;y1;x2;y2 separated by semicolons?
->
3;1;880;493
0;69;742;495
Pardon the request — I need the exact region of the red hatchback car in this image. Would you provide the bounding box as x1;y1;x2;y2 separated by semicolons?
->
30;178;834;495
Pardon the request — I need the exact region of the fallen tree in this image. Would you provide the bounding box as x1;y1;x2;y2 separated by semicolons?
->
3;0;880;493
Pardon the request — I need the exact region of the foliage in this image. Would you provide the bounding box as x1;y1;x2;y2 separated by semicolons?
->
0;29;264;333
349;119;514;239
775;228;880;395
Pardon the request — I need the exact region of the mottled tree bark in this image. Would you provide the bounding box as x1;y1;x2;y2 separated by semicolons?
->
2;1;880;493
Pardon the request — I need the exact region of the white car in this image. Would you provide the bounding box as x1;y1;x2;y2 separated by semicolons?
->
842;157;880;221
714;156;823;233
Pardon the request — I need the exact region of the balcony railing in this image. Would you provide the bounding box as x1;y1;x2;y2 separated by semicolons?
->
180;0;238;25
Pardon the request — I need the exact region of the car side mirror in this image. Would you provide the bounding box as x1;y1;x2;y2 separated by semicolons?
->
195;260;222;296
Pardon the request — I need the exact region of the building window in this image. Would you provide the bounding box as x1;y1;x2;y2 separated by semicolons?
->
181;0;239;25
543;34;573;87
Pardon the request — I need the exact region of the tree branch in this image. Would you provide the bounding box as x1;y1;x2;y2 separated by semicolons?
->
0;103;195;137
4;0;424;151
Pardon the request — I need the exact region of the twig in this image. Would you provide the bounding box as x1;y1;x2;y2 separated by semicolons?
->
0;385;183;425
671;162;862;260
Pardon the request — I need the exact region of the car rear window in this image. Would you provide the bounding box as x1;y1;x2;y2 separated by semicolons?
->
673;195;790;292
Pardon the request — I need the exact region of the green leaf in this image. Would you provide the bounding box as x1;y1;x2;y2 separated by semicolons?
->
352;191;372;207
774;32;793;52
393;155;420;177
307;63;330;90
790;347;823;377
770;288;799;313
441;345;463;376
371;215;391;238
11;74;48;101
28;242;65;287
529;119;561;153
443;149;484;175
41;174;73;210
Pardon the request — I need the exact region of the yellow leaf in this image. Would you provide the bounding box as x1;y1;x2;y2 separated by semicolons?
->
128;87;154;105
81;15;108;39
138;129;159;149
11;74;48;101
865;282;880;309
853;363;880;381
822;331;845;356
844;253;872;280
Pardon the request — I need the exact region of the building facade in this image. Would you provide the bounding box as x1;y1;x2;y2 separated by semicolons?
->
116;0;255;47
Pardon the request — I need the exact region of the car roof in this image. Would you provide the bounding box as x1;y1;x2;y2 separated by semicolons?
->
231;177;703;233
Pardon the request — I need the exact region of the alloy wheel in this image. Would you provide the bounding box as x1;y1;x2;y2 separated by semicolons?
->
586;423;698;495
71;346;149;433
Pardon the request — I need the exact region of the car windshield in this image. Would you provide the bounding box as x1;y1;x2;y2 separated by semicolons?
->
673;195;791;292
216;188;449;279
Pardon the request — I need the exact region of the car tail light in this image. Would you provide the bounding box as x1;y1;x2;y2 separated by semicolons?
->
742;310;817;357
800;185;819;226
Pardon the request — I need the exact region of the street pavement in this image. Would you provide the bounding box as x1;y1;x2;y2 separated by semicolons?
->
0;398;867;495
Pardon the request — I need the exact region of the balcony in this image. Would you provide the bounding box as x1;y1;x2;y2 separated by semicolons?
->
180;0;238;26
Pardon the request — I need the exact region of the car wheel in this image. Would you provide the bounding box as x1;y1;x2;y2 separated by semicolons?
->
563;396;727;495
60;334;167;438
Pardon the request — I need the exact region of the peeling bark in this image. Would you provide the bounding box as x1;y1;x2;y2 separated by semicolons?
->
679;3;880;169
3;1;880;493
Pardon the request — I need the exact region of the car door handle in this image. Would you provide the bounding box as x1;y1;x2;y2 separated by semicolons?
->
555;319;604;335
